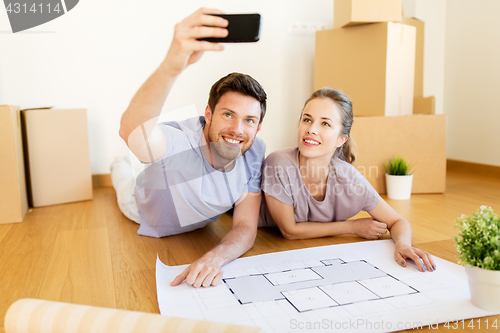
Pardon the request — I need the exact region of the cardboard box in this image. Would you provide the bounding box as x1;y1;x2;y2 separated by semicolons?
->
315;22;416;117
413;96;435;114
334;0;402;29
402;17;424;98
351;114;446;194
0;105;28;223
402;18;436;115
22;108;93;207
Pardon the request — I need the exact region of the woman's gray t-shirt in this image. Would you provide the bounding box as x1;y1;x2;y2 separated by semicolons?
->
260;148;380;226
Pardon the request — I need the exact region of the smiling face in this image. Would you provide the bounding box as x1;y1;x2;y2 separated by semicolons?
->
297;97;347;161
204;91;262;166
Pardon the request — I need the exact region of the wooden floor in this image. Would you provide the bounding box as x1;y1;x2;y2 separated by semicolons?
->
1;166;499;332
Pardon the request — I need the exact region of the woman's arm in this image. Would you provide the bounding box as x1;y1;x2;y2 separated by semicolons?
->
368;199;436;272
265;193;436;272
264;193;387;240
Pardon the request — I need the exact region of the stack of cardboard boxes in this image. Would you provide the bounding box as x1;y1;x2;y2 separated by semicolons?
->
314;0;446;194
0;106;93;224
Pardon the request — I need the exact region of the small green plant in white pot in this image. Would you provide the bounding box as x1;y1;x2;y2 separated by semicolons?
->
454;206;500;311
384;156;413;200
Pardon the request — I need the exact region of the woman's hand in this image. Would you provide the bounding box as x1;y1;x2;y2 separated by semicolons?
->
350;218;388;239
395;242;436;272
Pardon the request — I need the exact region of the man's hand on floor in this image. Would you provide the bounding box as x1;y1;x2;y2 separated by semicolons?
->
170;255;224;288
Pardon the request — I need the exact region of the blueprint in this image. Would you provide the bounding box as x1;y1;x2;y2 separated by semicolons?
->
156;240;500;332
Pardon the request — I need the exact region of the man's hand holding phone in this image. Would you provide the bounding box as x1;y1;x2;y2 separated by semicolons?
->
163;8;229;78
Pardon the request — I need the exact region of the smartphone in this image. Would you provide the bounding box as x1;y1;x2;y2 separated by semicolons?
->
199;14;261;43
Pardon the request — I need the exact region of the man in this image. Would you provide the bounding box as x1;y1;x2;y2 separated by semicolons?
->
112;8;267;288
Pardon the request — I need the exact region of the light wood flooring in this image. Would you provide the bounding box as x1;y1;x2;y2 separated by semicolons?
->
1;165;499;332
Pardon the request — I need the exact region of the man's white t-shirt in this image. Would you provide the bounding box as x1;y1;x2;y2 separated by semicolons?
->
135;116;265;238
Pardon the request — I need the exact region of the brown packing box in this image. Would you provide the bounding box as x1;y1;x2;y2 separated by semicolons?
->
402;17;424;98
413;96;435;114
22;108;93;207
333;0;402;29
315;22;416;117
402;18;436;115
0;105;28;223
351;114;446;194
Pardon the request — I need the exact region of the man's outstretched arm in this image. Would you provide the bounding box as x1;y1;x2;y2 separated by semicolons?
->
170;192;261;287
119;8;228;163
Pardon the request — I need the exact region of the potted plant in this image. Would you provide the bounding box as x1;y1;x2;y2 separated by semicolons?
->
454;206;500;311
384;156;413;200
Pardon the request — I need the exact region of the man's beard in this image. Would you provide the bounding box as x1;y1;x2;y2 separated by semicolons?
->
207;124;254;165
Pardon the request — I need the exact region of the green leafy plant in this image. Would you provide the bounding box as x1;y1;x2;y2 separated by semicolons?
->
384;156;412;175
454;206;500;270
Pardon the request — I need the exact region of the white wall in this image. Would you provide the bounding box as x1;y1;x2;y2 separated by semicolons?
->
0;0;333;174
404;0;500;167
3;0;499;172
402;0;447;116
444;0;500;167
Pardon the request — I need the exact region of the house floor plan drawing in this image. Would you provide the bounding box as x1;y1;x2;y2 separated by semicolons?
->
156;240;500;332
223;259;418;313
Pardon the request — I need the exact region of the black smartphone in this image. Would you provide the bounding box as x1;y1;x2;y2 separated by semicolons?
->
198;13;261;43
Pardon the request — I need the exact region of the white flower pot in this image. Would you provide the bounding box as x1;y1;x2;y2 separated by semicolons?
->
466;264;500;311
385;174;413;200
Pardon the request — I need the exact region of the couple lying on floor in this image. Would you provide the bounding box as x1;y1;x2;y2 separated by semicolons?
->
111;7;435;289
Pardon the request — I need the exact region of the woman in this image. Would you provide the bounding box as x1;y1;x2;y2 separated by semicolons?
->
260;87;435;272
